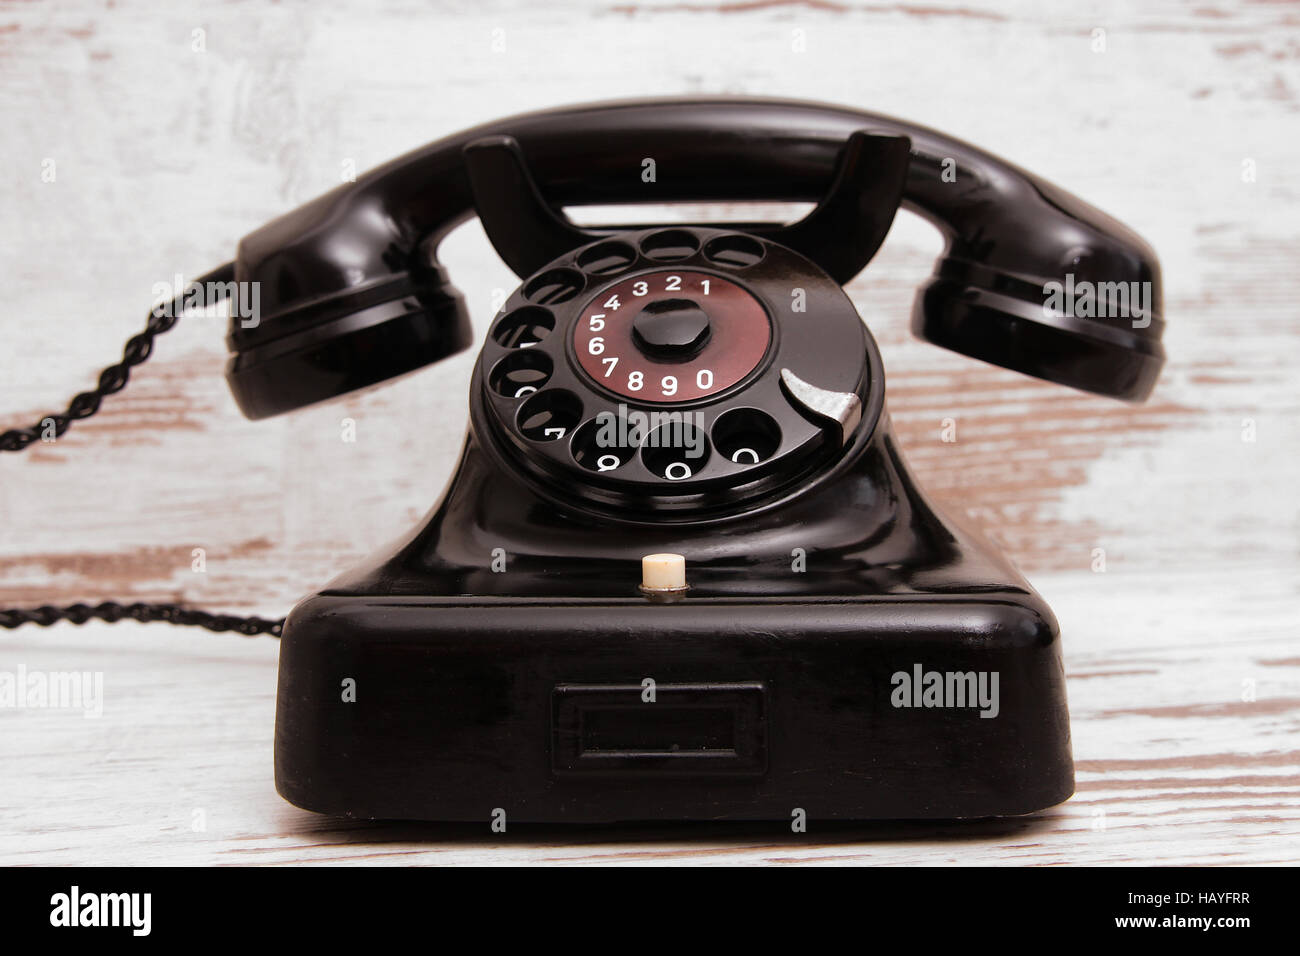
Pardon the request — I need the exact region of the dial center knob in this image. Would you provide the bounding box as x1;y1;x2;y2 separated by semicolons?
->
631;298;712;358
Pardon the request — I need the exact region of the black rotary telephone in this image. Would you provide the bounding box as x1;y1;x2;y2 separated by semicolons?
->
3;99;1164;823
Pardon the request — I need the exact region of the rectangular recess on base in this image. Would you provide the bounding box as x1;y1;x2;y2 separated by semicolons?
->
552;682;767;776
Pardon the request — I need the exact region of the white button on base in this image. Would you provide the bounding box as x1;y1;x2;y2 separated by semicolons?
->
639;553;689;602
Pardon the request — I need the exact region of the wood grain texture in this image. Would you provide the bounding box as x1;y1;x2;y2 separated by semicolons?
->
1;0;1297;864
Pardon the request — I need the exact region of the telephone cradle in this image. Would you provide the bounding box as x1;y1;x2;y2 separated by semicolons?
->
5;98;1164;824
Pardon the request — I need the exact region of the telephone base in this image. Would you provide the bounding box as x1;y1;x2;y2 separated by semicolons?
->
274;592;1073;823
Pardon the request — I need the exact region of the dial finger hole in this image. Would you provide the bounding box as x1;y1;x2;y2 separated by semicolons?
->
703;234;765;269
518;389;583;442
641;421;711;481
492;306;554;348
571;416;637;473
712;407;781;465
524;268;585;305
489;350;552;398
576;241;637;276
640;229;700;262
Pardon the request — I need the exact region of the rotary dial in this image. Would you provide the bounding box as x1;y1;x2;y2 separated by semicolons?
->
473;227;879;514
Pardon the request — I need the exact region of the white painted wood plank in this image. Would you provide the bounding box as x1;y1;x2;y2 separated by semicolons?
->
0;0;1297;864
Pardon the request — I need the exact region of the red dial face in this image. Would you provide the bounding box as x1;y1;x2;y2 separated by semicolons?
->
572;270;771;403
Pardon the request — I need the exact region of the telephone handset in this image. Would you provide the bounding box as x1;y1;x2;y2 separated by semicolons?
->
226;98;1161;424
3;99;1165;822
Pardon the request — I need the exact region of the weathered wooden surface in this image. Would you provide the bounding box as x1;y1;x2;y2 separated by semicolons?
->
1;0;1297;864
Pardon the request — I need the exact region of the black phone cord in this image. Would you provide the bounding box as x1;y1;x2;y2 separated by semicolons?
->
0;602;283;637
0;262;236;452
0;262;284;637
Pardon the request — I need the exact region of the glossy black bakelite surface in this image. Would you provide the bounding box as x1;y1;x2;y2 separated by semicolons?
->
255;100;1167;821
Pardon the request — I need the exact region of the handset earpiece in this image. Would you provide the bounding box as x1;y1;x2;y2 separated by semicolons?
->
224;221;473;420
907;159;1165;402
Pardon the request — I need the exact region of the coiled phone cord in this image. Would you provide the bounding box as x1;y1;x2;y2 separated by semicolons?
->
0;262;285;636
0;603;283;636
0;262;237;452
